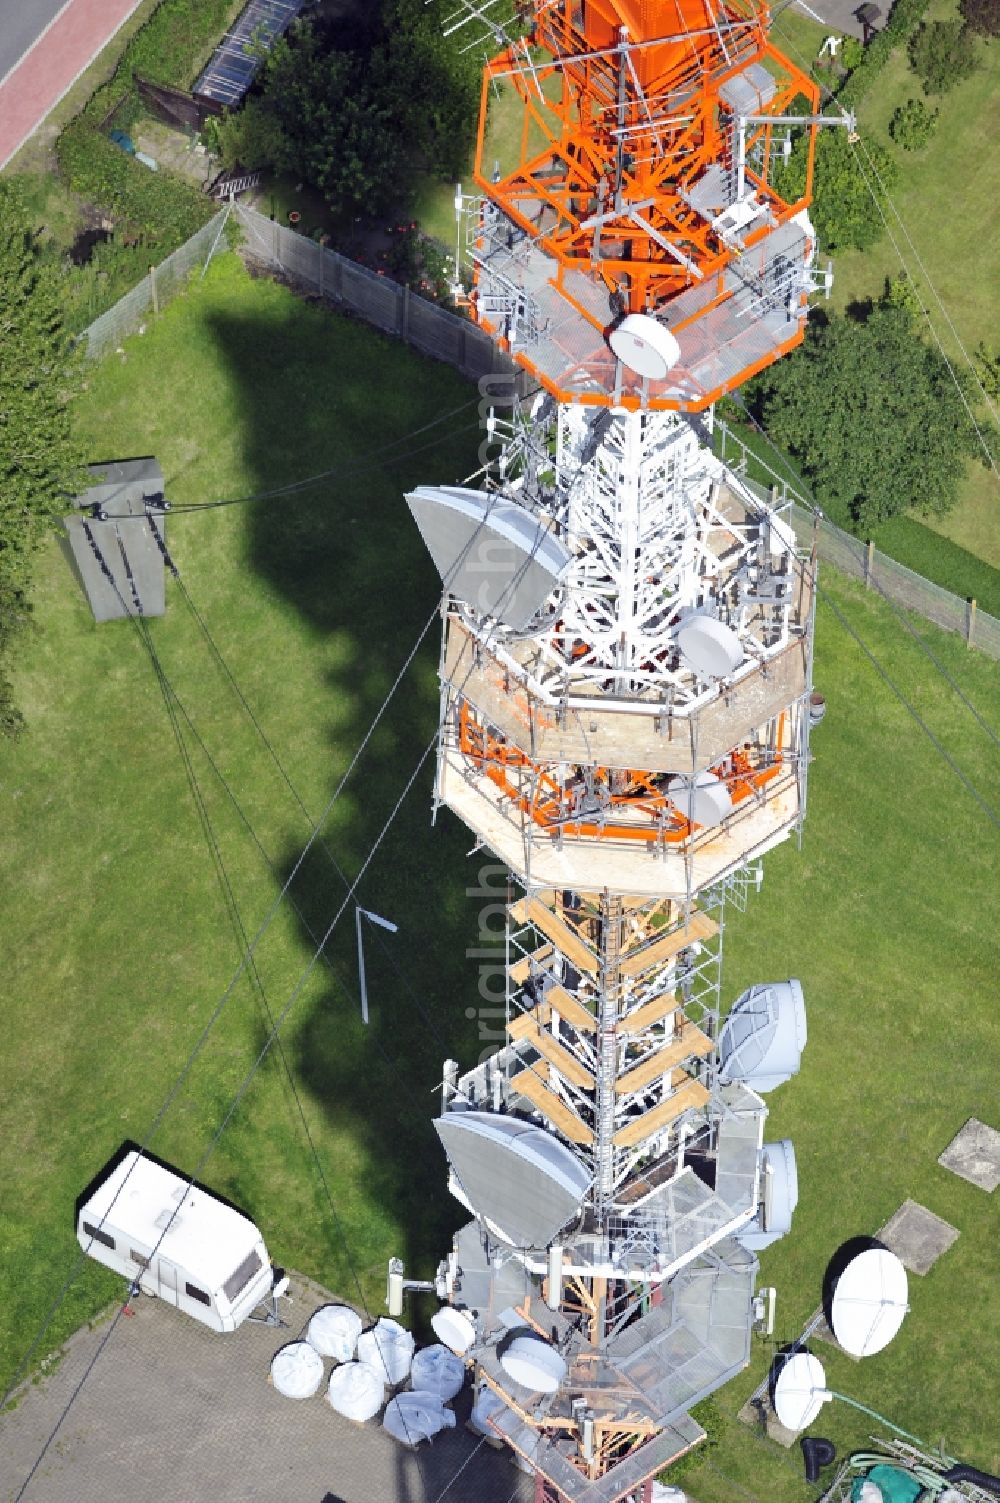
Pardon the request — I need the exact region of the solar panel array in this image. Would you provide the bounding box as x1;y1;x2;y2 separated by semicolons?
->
193;0;306;108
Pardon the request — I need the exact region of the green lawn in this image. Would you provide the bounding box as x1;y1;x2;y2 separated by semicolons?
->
829;0;1000;359
1;258;998;1500
824;0;1000;570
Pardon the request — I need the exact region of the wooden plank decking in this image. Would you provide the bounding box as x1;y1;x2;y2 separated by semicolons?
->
612;1076;711;1148
508;897;599;975
615;1024;714;1096
545;983;597;1034
511;1069;594;1145
619;911;719;977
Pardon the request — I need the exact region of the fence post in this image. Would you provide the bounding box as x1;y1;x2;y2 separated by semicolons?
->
401;285;410;342
149;264;159;317
318;242;324;298
864;538;874;589
272;219;280;268
967;597;977;649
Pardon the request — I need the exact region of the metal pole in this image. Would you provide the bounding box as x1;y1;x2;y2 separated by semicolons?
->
149;264;159;317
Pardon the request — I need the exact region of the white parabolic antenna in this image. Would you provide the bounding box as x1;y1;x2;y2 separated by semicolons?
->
609;314;681;381
676;613;743;678
500;1332;567;1394
773;1352;831;1431
831;1247;909;1357
431;1305;476;1354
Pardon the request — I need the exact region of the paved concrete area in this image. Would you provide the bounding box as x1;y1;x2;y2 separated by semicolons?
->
879;1200;959;1276
938;1118;1000;1193
0;1278;533;1503
135;123;216;186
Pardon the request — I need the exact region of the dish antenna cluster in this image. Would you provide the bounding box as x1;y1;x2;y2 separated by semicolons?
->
400;0;852;1496
774;1243;910;1433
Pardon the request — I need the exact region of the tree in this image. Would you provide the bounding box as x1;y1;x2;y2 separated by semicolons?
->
774;126;897;252
212;8;481;220
889;97;939;149
206;97;292;174
908;20;979;93
377;0;480;180
0;185;84;734
749;303;979;533
960;0;1000;38
260;30;406;218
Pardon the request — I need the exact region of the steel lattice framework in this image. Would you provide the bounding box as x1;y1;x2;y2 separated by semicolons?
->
401;2;843;1499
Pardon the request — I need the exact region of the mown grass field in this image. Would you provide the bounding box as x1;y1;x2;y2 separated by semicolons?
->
769;0;1000;569
1;258;997;1502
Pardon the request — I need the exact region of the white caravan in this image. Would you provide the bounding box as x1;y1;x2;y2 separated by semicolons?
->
77;1151;274;1332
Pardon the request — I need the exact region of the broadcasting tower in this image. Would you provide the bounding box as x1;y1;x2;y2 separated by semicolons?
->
404;2;842;1496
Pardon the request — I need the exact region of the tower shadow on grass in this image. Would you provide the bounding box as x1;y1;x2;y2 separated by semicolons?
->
204;294;491;1327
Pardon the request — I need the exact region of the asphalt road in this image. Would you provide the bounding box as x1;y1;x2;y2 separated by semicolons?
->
0;0;143;170
0;0;70;85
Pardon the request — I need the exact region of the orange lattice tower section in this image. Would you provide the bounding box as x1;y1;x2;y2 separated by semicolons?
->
466;0;822;409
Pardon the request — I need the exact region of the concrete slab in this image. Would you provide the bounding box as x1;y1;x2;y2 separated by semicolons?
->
878;1199;959;1276
938;1118;1000;1193
0;1273;533;1503
736;1395;800;1448
809;1307;860;1362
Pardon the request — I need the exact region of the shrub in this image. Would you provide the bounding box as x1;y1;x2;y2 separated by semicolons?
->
889;96;939;147
840;35;864;70
0;184;85;735
56;121;213;246
973;343;1000;401
908;19;980;93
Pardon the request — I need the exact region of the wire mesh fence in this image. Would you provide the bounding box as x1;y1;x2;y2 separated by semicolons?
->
715;420;1000;660
81;209;231;362
79;205;1000;660
234;204;516;386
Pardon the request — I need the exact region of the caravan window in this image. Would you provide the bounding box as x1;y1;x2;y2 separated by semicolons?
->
82;1220;115;1250
130;1250;150;1268
185;1282;211;1306
223;1248;263;1303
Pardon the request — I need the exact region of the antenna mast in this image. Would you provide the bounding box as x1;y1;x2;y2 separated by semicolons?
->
405;2;841;1496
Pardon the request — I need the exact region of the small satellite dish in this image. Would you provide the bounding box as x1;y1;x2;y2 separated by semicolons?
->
609;315;681;381
500;1331;567;1394
676;613;743;678
667;769;733;828
830;1247;908;1358
431;1305;476;1355
773;1352;830;1431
